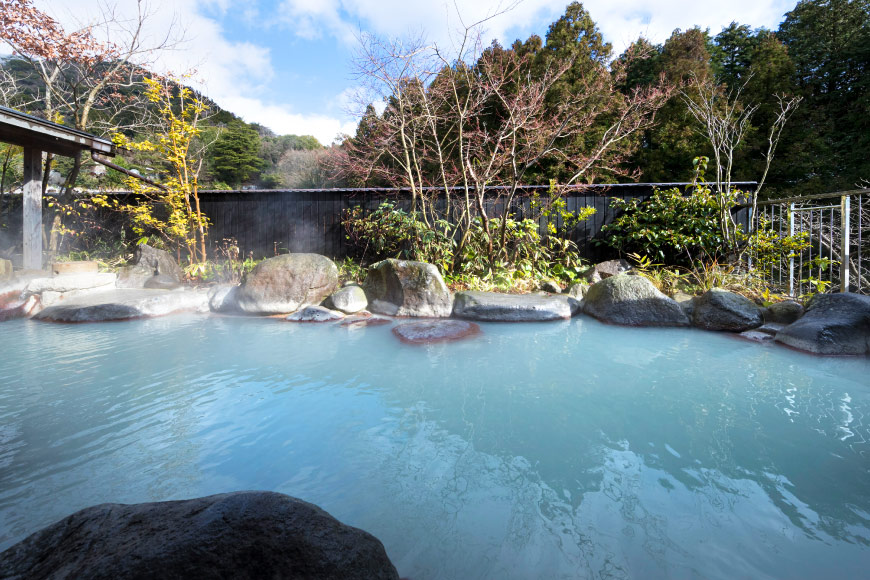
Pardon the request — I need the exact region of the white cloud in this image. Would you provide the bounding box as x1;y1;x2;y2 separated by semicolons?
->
22;0;354;142
14;0;795;146
219;95;358;143
276;0;794;52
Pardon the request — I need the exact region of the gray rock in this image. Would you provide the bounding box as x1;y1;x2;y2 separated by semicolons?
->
117;244;183;289
1;274;45;320
235;254;339;315
144;274;183;290
25;272;117;294
208;285;239;313
739;329;776;343
566;282;589;300
693;288;764;331
363;259;452;317
327;284;368;314
393;320;481;344
34;289;209;322
52;261;98;276
775;292;870;355
115;265;153;289
583;274;689;327
584;259;632;284
0;491;399;580
342;316;392;329
756;322;787;336
452;291;580;322
0;293;39;322
765;300;804;324
286;305;345;322
540;279;562;294
672;291;697;319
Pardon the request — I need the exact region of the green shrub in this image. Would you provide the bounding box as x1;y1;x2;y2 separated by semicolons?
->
600;186;725;265
342;202;453;271
342;201;590;289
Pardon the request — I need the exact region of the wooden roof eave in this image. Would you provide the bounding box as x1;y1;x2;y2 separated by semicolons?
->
0;105;114;157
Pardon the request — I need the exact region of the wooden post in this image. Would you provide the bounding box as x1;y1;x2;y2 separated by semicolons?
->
841;194;850;293
22;147;43;270
788;202;795;297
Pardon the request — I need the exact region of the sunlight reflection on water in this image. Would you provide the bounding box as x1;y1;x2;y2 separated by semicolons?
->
1;314;868;579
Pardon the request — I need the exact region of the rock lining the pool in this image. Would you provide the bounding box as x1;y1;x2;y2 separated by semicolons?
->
0;491;400;580
3;253;868;357
452;290;579;321
34;288;210;322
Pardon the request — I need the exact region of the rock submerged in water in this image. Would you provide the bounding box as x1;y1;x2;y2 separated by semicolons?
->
286;305;345;322
692;288;764;332
392;319;481;344
775;292;870;355
363;259;452;317
583;274;689;327
0;491;400;580
235;253;339;315
341;314;392;329
452;291;579;322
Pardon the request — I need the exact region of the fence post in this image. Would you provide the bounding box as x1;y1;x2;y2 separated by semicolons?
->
841;195;850;292
789;202;795;297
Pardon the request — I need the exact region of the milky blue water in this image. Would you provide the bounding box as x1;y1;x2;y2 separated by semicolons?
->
1;315;869;578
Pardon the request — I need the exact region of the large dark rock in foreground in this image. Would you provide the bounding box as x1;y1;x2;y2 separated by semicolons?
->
452;291;579;321
775;292;870;355
0;491;400;580
583;274;689;327
363;259;452;317
692;288;764;332
235;254;339;315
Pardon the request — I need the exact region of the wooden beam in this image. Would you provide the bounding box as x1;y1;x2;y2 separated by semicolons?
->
22;147;43;271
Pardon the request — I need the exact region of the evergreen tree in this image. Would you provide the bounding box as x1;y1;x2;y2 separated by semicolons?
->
208;122;266;187
778;0;870;191
627;28;715;182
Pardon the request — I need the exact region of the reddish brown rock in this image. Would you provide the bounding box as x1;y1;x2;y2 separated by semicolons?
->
392;320;481;344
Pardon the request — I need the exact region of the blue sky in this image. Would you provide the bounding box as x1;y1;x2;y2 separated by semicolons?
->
23;0;796;144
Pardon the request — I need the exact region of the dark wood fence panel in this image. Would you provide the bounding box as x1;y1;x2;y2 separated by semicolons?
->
196;185;686;260
0;183;757;263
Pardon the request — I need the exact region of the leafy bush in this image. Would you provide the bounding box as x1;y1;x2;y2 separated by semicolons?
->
342;202;453;271
342;200;591;290
601;186;726;264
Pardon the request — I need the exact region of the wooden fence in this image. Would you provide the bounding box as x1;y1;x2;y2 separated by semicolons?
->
197;183;757;260
0;182;757;263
